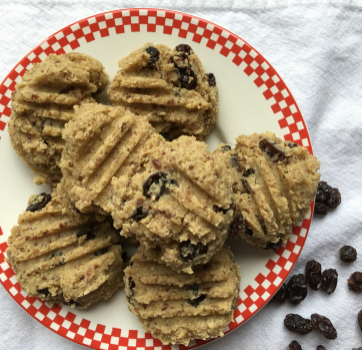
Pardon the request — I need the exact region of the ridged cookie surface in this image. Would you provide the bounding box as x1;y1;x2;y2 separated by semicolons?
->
213;132;320;249
108;43;218;140
8;53;109;184
124;245;240;345
6;182;124;308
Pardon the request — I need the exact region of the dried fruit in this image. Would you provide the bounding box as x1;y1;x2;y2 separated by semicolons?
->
36;288;50;297
145;46;160;69
206;73;216;86
227;209;245;238
77;226;96;240
265;240;282;250
315;181;341;215
270;283;287;304
143;172;167;200
180;240;208;261
284;314;312;335
26;193;51;212
130;206;148;221
358;310;362;332
311;313;337;339
316;346;326;350
321;268;338;294
128;277;136;297
259;138;286;162
348;272;362;292
305;260;322;290
187;294;206;307
314;202;328;215
340;245;357;263
287;274;308;305
289;340;302;350
175;43;193;54
243;168;255;177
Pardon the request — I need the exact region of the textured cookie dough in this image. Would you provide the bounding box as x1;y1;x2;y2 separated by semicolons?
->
109;134;234;273
60;102;155;214
8;53;109;185
124;244;240;346
213;132;320;249
108;43;218;140
6;182;124;308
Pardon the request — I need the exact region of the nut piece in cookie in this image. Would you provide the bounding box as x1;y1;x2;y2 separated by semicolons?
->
6;181;124;308
8;53;109;185
124;244;240;345
213;133;320;249
108;42;218;140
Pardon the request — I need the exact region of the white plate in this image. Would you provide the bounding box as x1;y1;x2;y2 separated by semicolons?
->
0;8;314;350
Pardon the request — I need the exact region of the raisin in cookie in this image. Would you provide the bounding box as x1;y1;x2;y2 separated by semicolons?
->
60;102;155;214
213;132;320;249
109;134;234;273
107;43;218;140
6;182;124;308
124;244;240;345
8;53;109;185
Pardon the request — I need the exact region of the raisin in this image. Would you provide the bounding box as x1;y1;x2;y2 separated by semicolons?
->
94;247;108;256
288;142;299;148
26;193;51;212
128;277;136;297
352;348;362;350
143;172;167;200
358;310;362;332
259;138;286;162
327;188;341;208
206;73;216;86
244;225;254;237
287;274;308;305
314;202;328;215
348;272;362;292
242;179;252;194
321;268;338;294
62;298;81;307
221;144;231;152
340;245;357;263
188;284;199;297
145;46;160;69
316;346;326;350
77;226;96;240
187;294;206;307
289;340;302;350
270;283;287;304
130;206;148;221
227;209;244;239
306;260;322;291
36;288;50;297
212;205;230;214
265;239;282;250
180;70;198;90
311;313;337;339
315;181;341;214
180;240;208;261
284;314;312;335
243;168;255;177
175;44;193;54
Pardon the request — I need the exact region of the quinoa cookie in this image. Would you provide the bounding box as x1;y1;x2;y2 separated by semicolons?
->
124;245;240;345
107;43;218;140
6;182;124;308
8;53;109;185
213;132;320;249
109;134;234;273
60;102;155;214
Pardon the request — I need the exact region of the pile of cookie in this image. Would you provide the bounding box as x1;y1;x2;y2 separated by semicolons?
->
6;43;321;345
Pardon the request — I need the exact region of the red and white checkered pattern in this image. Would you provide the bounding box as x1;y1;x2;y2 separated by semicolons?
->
0;8;315;350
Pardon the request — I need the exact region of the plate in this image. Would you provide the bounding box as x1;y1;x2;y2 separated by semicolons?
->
0;8;314;350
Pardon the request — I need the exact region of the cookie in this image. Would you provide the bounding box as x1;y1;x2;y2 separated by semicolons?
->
213;133;320;249
8;53;109;184
124;245;240;345
107;43;218;140
6;182;124;308
60;102;155;214
109;134;234;273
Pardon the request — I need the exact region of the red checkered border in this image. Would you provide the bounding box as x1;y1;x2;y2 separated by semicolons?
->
0;8;314;350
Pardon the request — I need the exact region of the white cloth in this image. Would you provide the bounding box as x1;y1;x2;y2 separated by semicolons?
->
1;1;362;349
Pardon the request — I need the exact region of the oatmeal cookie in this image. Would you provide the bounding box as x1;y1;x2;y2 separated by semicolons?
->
8;53;109;184
108;43;218;140
124;244;240;345
6;182;124;308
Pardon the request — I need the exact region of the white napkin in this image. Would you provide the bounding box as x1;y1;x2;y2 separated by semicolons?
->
1;1;362;349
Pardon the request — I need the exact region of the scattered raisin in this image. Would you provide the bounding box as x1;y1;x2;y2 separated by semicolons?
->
243;168;255;177
188;284;199;297
212;205;230;214
287;274;308;305
321;269;338;294
306;260;322;291
121;251;128;261
62;298;81;307
340;245;357;263
227;209;244;238
26;193;51;212
270;283;287;304
180;240;208;261
36;288;50;297
289;340;302;350
265;239;282;250
242;179;252;194
311;313;337;339
316;346;326;350
352;348;362;350
180;70;198;90
314;202;328;215
128;277;136;297
94;247;108;256
244;225;254;237
288;142;299;148
206;73;216;86
130;206;149;221
143;172;167;200
187;294;206;307
315;181;341;215
175;44;193;54
77;226;96;240
348;272;362;292
358;310;362;332
259;138;286;162
145;46;160;69
221;144;231;152
284;314;312;335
